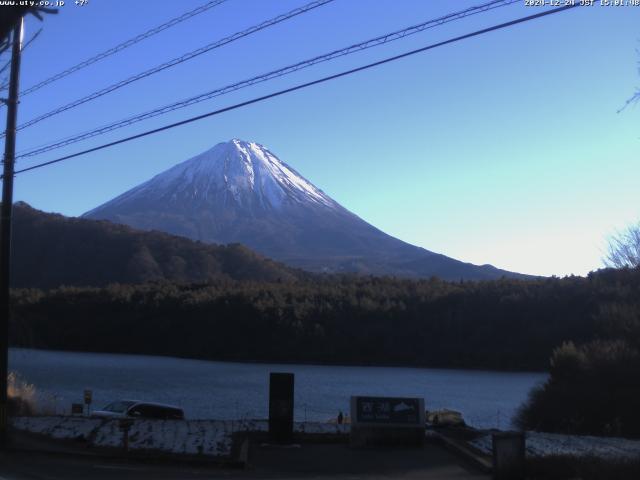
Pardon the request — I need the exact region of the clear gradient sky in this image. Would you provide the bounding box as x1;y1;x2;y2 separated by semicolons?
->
6;0;640;277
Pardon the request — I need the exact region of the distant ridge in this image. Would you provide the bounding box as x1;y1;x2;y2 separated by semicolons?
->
11;202;301;289
84;139;531;281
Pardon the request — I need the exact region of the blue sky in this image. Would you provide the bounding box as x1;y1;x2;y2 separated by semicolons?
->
6;0;640;277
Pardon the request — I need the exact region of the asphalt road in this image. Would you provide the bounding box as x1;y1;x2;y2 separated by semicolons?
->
0;444;489;480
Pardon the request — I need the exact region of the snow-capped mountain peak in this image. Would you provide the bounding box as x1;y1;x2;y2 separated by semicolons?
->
83;139;528;281
86;139;336;215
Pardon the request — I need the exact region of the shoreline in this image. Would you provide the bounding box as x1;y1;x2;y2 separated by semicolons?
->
9;346;549;375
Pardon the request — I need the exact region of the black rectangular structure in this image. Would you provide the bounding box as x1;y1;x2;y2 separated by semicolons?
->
492;431;525;480
268;372;294;443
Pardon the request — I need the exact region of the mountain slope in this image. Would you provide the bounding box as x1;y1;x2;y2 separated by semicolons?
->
11;202;301;288
84;139;529;280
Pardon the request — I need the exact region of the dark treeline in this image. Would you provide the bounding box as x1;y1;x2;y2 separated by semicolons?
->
11;202;303;288
10;267;640;372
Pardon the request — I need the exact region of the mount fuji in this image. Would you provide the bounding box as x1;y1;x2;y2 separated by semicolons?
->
84;139;526;280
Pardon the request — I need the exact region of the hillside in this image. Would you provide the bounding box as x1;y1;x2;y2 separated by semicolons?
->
10;202;301;288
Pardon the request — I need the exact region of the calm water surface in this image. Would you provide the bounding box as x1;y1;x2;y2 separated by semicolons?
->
9;348;546;429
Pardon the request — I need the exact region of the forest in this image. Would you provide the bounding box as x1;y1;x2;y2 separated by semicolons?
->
10;266;640;373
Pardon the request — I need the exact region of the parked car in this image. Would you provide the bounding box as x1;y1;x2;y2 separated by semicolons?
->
92;400;184;420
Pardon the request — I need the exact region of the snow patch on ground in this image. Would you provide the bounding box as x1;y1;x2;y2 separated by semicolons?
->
11;417;351;458
12;417;234;457
470;431;640;460
226;418;350;435
295;422;349;434
12;416;102;440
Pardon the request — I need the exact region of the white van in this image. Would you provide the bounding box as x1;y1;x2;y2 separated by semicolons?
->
92;400;184;420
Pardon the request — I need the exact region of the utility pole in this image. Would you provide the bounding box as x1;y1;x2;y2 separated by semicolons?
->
0;17;24;448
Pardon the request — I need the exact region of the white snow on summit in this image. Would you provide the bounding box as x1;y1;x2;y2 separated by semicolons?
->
86;139;336;214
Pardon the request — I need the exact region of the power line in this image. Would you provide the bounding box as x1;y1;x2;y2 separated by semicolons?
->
17;0;519;160
10;4;579;178
19;0;229;97
5;0;335;137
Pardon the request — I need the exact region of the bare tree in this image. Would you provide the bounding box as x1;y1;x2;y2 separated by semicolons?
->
606;49;640;268
605;222;640;269
618;46;640;112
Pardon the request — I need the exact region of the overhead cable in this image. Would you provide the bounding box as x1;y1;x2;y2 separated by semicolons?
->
19;0;229;97
7;0;335;137
10;4;579;177
17;0;518;159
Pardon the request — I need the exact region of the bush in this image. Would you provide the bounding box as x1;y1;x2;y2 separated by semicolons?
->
515;340;640;437
7;372;36;416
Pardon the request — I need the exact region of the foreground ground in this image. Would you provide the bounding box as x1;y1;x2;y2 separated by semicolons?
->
0;443;488;480
10;416;640;478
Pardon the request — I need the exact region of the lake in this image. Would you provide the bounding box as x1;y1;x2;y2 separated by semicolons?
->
9;348;546;429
